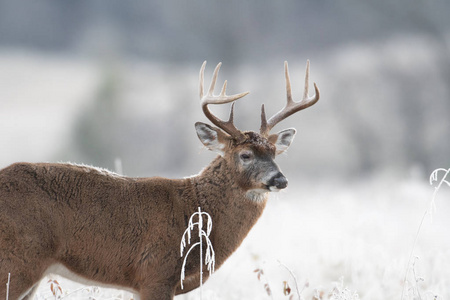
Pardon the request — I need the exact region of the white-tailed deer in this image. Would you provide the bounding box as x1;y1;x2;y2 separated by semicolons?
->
0;61;319;300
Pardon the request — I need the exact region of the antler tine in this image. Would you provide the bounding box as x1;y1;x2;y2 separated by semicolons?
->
199;61;206;99
199;61;249;140
208;62;221;97
260;60;320;136
303;60;310;100
260;104;268;135
285;61;293;104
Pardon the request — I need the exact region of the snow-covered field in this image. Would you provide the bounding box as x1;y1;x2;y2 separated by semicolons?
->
31;177;450;300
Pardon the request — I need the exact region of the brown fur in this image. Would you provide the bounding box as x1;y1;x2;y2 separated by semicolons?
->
0;148;268;299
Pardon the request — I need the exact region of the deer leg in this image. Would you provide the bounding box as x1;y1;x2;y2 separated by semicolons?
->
0;247;54;300
0;268;39;300
0;244;52;299
174;272;211;295
0;263;50;300
139;283;175;300
0;213;57;299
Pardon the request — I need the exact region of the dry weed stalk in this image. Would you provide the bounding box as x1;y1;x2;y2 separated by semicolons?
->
180;207;215;299
48;279;63;299
254;267;273;300
401;167;449;300
5;273;10;300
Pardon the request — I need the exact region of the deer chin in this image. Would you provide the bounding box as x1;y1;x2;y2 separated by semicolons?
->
268;186;282;192
263;182;283;192
245;188;269;202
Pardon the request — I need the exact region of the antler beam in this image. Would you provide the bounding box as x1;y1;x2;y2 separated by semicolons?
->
260;60;320;136
199;61;249;141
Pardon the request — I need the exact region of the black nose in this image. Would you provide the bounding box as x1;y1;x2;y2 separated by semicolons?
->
269;172;288;189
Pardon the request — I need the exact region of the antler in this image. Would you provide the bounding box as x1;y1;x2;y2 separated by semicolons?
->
260;60;320;136
199;61;249;141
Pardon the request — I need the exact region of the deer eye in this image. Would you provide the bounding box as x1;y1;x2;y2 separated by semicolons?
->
239;151;253;162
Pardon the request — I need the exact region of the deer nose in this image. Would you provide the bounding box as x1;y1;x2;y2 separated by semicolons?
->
269;172;288;190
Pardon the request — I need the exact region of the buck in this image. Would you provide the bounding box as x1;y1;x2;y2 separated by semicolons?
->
0;61;319;300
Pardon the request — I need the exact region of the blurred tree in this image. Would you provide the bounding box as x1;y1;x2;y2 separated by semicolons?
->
72;61;123;171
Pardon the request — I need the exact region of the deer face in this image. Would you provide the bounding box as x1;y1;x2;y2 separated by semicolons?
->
195;60;319;200
195;122;296;198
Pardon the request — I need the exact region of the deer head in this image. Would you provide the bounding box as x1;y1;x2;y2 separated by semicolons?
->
195;61;320;199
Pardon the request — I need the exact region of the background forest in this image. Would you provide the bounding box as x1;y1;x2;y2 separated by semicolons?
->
1;0;449;179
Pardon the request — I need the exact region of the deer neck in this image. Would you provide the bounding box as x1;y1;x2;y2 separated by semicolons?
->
189;156;268;268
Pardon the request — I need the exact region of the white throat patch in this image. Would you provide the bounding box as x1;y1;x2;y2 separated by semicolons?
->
245;189;269;203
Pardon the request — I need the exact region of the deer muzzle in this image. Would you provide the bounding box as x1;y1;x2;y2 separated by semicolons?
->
268;172;288;191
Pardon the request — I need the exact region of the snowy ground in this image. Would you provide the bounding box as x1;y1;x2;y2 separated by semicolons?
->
1;50;449;299
31;177;450;300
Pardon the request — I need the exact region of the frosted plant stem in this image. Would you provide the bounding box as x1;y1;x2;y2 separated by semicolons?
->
412;257;423;300
401;167;449;300
198;207;203;300
278;261;302;300
401;211;427;300
60;286;91;299
180;207;214;295
261;261;274;300
6;273;10;300
430;168;450;221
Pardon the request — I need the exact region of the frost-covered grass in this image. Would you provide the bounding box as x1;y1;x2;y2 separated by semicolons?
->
30;177;450;299
186;177;450;300
1;45;448;299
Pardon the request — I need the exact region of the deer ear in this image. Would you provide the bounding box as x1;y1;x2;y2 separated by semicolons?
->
195;122;230;156
268;128;297;155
